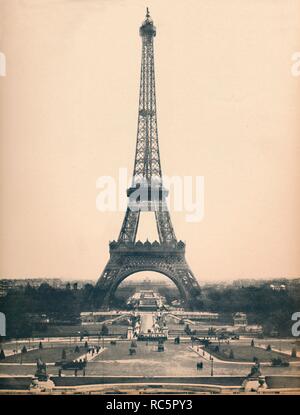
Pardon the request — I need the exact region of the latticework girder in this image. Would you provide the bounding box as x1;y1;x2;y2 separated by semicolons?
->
97;10;201;309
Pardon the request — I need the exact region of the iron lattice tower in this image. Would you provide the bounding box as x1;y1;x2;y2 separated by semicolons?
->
97;10;201;309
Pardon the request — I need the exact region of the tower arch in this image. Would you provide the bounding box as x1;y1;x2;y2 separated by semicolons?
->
105;268;187;307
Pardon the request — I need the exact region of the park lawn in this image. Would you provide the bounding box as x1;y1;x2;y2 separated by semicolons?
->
205;343;298;362
32;324;128;337
3;346;85;364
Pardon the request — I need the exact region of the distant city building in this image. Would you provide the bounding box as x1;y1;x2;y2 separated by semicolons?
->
169;311;219;320
170;299;183;308
127;290;165;311
233;312;248;326
0;280;8;297
0;279;21;296
245;325;263;334
121;278;175;288
270;284;286;291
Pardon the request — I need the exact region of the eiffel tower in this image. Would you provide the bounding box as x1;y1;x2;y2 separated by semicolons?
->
97;9;201;309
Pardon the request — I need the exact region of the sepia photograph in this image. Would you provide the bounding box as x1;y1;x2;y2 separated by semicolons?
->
0;0;300;401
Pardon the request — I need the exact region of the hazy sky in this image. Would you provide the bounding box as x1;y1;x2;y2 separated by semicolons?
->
0;0;300;282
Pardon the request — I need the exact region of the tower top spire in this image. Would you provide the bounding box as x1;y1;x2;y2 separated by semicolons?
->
140;7;156;37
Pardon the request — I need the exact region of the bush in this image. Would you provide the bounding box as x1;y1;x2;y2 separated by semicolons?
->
291;348;297;358
100;324;109;336
21;345;27;354
271;357;289;367
208;327;216;336
266;344;272;351
185;324;191;335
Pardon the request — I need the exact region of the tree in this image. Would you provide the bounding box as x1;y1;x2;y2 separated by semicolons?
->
100;324;109;336
271;357;283;367
39;341;43;349
0;349;5;360
21;345;27;354
185;324;191;335
74;345;80;353
229;349;234;359
174;336;180;344
208;327;216;336
84;341;88;349
251;339;255;347
291;348;297;358
266;344;272;351
202;339;210;348
61;349;67;360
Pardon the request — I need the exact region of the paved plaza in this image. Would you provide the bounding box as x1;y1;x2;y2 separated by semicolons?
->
1;337;299;379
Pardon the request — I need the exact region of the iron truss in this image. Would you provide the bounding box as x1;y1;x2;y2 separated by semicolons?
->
97;10;201;309
118;11;176;244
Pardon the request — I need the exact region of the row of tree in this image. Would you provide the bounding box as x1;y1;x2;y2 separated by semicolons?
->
0;282;299;338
